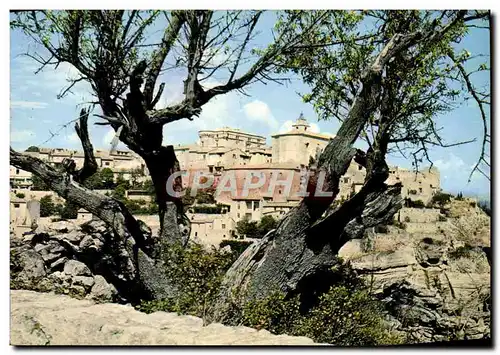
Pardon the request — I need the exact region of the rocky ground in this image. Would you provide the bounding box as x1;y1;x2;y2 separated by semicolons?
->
10;290;319;346
339;200;491;342
10;199;491;345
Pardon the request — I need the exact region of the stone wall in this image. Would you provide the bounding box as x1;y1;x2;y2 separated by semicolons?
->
397;207;442;224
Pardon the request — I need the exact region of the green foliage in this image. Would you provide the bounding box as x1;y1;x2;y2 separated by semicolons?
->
130;167;145;188
115;173;131;190
25;146;40;152
448;244;474;260
405;199;425;208
258;215;278;235
478;200;491;216
190;204;228;214
100;168;115;189
195;188;216;204
83;168;115;190
404;216;411;223
15;192;25;199
137;242;236;318
31;174;49;191
181;188;196;207
219;239;252;255
123;199;158;215
432;192;452;206
58;201;78;219
374;224;389;234
241;264;404;346
236;215;278;239
236;218;259;239
112;184;127;202
39;195;56;217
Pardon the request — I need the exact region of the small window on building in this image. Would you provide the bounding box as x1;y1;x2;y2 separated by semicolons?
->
195;232;198;237
254;201;259;210
105;162;110;166
278;189;282;194
237;213;240;218
222;224;226;229
419;188;423;193
305;143;309;148
14;203;20;208
209;166;213;173
358;165;362;170
344;177;349;184
16;169;19;175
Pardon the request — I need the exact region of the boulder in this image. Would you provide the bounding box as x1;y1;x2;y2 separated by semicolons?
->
73;276;95;290
54;230;86;245
88;275;117;303
415;237;445;267
49;257;68;272
64;260;92;277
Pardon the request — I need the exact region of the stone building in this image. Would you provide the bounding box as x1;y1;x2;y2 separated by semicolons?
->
272;113;332;165
10;148;145;190
10;113;442;246
10;193;40;237
174;127;272;173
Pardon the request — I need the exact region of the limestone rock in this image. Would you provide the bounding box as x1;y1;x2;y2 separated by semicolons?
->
64;260;92;277
88;275;117;303
10;290;320;345
73;276;95;290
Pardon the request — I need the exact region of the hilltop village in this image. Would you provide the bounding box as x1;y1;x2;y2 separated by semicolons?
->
10;114;441;245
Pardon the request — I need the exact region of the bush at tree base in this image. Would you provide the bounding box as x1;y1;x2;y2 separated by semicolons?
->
136;242;404;345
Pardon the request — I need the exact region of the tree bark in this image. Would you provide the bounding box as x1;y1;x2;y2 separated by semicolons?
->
207;29;423;323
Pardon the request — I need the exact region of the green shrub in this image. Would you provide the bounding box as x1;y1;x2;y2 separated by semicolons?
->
236;215;278;239
478;200;491;216
137;242;237;318
438;215;447;222
242;284;403;346
448;245;474;259
374;224;388;234
219;240;252;255
15;192;25;198
405;199;425;208
40;195;56;217
404;216;411;223
191;204;228;214
432;192;452;206
59;201;78;219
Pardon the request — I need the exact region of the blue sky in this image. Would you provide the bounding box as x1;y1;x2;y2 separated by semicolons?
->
9;11;490;200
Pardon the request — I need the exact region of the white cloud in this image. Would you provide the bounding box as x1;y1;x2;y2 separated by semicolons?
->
66;132;80;144
309;123;320;133
102;128;127;151
243;100;279;131
103;129;117;146
434;153;466;173
11;129;35;142
278;120;294;133
10;101;48;109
